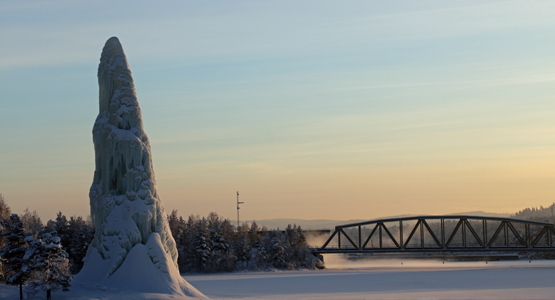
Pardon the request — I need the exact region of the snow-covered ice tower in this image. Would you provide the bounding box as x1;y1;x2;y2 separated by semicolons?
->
76;37;205;298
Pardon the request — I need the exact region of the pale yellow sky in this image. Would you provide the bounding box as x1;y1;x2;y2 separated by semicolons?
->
1;1;555;222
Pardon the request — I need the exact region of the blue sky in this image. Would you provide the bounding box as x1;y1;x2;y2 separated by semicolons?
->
1;0;555;222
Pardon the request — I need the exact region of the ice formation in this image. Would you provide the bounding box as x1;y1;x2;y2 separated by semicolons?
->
75;37;205;298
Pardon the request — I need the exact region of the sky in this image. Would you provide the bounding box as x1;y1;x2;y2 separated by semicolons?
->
1;0;555;223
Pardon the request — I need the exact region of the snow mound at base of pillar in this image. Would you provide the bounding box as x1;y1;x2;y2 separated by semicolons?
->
74;233;206;298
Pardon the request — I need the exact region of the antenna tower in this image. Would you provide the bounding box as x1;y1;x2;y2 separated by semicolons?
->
237;191;244;228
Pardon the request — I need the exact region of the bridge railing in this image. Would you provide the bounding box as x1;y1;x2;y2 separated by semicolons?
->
315;215;555;253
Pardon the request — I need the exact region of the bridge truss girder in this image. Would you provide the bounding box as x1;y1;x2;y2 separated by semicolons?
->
315;215;555;254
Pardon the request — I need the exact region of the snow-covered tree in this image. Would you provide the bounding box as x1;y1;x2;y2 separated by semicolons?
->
0;214;31;300
176;214;199;272
66;216;94;274
25;228;71;300
0;193;12;280
284;224;307;268
44;212;94;274
173;215;190;273
269;232;288;269
191;217;211;272
218;219;236;250
194;232;211;272
53;212;68;237
255;235;269;269
209;226;235;272
234;230;252;269
158;211;320;272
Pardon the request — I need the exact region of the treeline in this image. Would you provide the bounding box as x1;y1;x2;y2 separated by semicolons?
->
512;202;555;224
511;202;555;259
168;211;323;273
0;195;92;300
1;214;72;300
0;206;95;276
0;195;322;288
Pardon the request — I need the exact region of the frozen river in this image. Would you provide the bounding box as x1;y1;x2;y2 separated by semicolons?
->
185;257;555;299
3;257;555;299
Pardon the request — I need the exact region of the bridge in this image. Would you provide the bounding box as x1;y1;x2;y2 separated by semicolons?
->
311;215;555;255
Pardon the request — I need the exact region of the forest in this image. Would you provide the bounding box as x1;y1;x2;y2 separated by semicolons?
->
0;194;322;298
1;193;553;298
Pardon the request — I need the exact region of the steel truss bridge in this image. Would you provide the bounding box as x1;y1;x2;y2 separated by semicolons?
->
312;215;555;254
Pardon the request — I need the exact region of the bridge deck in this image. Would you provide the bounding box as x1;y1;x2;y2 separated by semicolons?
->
311;247;555;254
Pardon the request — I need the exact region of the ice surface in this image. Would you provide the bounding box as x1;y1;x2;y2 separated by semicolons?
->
74;37;205;299
185;259;555;300
3;259;555;299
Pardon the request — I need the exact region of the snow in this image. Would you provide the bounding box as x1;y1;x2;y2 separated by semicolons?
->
185;258;555;299
2;258;554;299
74;37;205;298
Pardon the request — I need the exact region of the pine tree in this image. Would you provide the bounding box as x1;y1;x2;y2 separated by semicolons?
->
210;226;235;272
206;212;221;231
53;212;68;238
0;194;11;280
66;216;94;274
193;218;211;272
234;224;252;270
175;216;191;273
25;228;71;300
269;232;287;269
168;209;180;239
248;221;260;248
0;214;31;300
178;214;200;273
218;219;237;272
255;235;269;269
194;233;211;272
292;226;315;268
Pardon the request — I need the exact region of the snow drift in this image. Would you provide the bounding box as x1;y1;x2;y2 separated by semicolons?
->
74;37;205;299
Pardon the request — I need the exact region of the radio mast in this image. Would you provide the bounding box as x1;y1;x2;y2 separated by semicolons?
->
237;191;244;228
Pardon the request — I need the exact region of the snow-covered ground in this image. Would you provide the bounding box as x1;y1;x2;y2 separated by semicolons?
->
187;257;555;300
2;257;555;299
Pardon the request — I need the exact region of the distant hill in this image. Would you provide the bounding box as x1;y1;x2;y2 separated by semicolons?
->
250;211;510;230
512;203;555;222
451;211;510;218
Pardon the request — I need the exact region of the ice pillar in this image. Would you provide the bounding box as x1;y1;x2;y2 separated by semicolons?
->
77;37;205;298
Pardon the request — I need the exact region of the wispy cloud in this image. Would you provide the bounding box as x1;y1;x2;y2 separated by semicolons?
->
3;1;555;68
333;74;555;92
